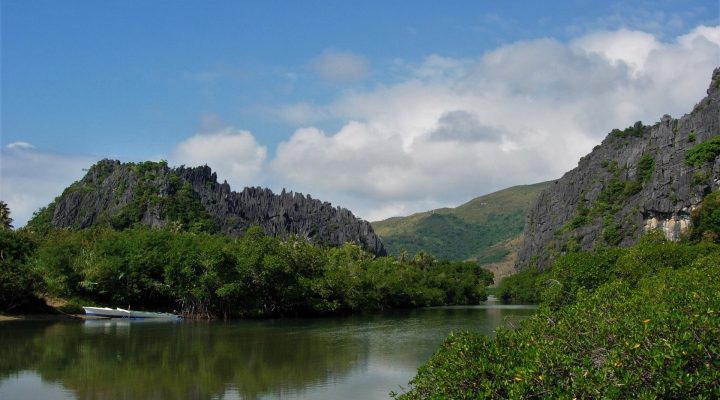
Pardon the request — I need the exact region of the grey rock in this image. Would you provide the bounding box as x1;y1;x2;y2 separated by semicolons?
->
517;67;720;270
46;160;386;255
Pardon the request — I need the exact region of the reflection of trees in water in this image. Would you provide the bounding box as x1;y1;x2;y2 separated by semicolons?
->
0;320;368;400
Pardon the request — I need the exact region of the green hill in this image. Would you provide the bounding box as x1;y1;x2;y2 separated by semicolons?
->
372;181;551;263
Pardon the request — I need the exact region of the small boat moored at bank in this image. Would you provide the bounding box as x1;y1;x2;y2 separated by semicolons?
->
82;306;181;319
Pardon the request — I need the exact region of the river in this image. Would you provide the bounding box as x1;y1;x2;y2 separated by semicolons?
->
0;298;535;399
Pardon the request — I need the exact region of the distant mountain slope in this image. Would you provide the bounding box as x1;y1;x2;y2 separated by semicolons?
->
518;67;720;271
372;182;551;262
27;160;386;255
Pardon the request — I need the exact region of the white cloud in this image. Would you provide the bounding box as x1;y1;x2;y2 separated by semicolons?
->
171;127;267;190
572;29;661;74
0;144;95;227
5;26;717;226
429;111;504;142
310;50;370;82
6;142;35;150
271;26;720;221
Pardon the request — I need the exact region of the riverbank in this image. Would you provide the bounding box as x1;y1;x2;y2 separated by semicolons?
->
0;313;94;321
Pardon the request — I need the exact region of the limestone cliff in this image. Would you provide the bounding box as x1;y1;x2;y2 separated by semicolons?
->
517;68;720;270
31;160;386;255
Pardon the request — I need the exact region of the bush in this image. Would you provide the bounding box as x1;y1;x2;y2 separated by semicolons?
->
541;247;622;309
690;191;720;243
394;252;720;399
497;268;543;303
686;136;720;167
637;154;655;183
0;230;38;312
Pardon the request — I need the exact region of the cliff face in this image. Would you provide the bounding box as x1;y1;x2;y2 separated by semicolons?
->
39;161;386;255
517;68;720;270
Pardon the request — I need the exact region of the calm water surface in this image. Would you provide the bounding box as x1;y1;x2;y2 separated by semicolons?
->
0;298;535;399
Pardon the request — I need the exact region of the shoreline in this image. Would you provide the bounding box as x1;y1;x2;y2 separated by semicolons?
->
0;314;98;322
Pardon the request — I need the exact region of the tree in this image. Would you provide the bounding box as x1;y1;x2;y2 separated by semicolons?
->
0;201;13;230
0;229;37;311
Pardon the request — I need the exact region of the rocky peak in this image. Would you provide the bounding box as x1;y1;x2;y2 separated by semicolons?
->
517;68;720;270
32;160;386;256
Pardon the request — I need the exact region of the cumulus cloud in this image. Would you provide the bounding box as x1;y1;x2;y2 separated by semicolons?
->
272;26;720;221
0;144;95;227
171;127;267;190
572;29;661;73
310;50;370;82
429;111;504;142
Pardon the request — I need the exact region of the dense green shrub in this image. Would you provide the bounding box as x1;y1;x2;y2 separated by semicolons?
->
609;121;646;139
690;191;720;243
540;247;622;309
395;252;720;399
686;136;720;167
14;225;494;318
497;268;543;304
637;154;655;183
0;230;38;311
614;232;717;286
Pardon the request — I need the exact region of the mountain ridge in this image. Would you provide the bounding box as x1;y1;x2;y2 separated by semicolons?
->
372;181;551;264
28;160;386;255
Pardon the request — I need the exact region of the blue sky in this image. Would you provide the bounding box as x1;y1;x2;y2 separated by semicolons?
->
2;0;719;226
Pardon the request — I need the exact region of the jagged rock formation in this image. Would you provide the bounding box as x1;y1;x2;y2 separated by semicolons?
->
517;67;720;270
33;160;386;255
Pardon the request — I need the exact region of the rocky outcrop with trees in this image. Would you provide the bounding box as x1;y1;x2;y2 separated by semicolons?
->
517;68;720;270
29;160;386;255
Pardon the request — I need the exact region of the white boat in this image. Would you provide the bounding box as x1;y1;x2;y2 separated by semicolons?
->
82;306;181;319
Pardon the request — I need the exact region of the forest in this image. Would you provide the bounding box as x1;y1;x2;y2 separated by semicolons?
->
0;212;493;319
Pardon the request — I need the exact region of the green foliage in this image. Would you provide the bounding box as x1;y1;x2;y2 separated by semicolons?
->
688;133;697;142
623;180;642;196
31;229;87;297
24;202;57;235
602;215;623;245
690;191;720;243
568;215;589;229
15;226;493;318
614;232;716;286
693;170;710;185
541;247;622;309
497;268;543;304
0;201;13;230
686;136;720;167
609;121;646;139
395;241;720;399
596;177;627;213
160;181;217;233
105;167;216;233
373;182;550;262
0;230;38;311
379;212;525;263
637;154;655;183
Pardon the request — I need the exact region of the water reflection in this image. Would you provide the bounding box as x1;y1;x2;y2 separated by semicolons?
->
0;304;535;400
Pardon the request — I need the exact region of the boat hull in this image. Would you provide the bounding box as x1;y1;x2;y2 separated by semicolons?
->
83;306;181;319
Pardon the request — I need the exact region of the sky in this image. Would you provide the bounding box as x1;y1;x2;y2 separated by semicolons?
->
1;0;719;227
